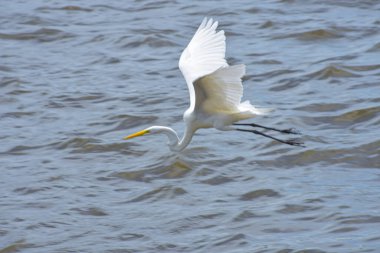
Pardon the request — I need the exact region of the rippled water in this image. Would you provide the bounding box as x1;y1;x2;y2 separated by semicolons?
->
1;1;380;252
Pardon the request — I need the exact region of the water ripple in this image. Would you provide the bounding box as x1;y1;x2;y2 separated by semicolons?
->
0;28;75;42
127;186;187;203
1;1;380;252
276;28;343;41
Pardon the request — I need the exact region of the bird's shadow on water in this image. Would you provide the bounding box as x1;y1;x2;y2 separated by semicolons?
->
113;147;210;183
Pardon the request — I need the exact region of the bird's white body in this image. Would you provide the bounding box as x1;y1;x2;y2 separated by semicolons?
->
125;18;272;151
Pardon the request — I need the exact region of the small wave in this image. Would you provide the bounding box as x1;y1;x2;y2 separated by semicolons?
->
254;59;282;65
52;93;105;102
306;65;361;80
213;233;246;247
130;28;177;36
0;240;34;253
1;111;35;119
277;204;323;214
343;64;380;72
95;114;158;135
233;210;269;222
71;207;108;216
126;185;187;203
14;186;50;195
367;42;380;52
7;89;33;95
200;175;234;185
55;137;140;155
269;77;306;91
0;77;26;87
89;56;121;65
312;55;358;65
55;137;99;150
46;93;108;109
0;28;75;42
168;212;224;234
300;106;380;128
338;215;380;225
2;144;46;155
256;69;304;92
295;103;349;113
122;35;179;48
329;227;358;233
135;0;178;12
277;28;343;41
58;5;93;12
334;107;380;124
115;159;191;182
71;142;139;155
19;16;57;26
0;65;12;72
259;20;274;29
239;189;281;201
36;5;93;12
244;7;261;14
256;140;380;169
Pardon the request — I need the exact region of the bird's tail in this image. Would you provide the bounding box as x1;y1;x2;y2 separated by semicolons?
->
239;100;274;115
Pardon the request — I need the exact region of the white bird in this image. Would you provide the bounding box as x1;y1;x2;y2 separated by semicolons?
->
124;18;303;151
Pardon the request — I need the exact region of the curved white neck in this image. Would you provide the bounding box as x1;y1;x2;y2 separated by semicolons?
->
152;126;195;151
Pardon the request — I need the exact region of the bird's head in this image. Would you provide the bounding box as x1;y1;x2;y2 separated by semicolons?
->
124;126;181;149
123;126;177;139
123;127;154;140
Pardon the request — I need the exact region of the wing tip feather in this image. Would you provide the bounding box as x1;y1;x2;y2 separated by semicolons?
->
198;17;219;33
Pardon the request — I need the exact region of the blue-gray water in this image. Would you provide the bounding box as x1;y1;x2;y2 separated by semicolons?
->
1;1;380;252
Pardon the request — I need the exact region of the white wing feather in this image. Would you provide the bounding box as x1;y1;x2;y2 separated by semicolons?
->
195;64;271;117
179;17;271;119
179;18;228;109
195;64;245;113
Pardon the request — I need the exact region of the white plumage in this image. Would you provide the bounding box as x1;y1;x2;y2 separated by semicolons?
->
179;18;269;130
124;18;302;151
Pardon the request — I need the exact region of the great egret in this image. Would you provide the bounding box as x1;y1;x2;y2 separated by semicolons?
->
124;18;303;151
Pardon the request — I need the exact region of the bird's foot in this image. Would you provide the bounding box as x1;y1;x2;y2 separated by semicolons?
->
284;138;305;147
281;128;301;135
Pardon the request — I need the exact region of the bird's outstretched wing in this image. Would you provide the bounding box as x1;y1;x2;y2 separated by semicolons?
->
179;18;269;118
179;17;228;109
194;64;245;113
195;64;271;120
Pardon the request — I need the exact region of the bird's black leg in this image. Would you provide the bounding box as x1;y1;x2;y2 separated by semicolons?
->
234;123;300;134
236;128;305;147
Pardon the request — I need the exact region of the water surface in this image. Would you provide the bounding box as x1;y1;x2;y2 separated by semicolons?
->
1;0;380;252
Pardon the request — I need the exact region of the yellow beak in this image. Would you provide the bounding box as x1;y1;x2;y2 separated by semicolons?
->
123;129;150;140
